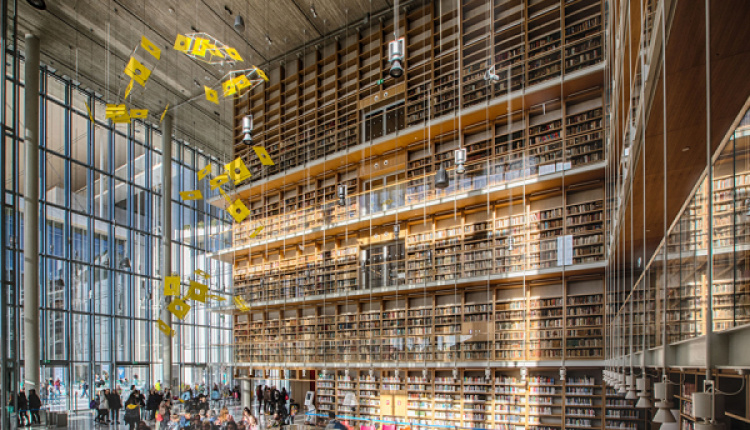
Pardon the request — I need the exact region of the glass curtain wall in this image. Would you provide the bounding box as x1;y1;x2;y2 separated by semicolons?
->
2;57;234;412
607;109;750;360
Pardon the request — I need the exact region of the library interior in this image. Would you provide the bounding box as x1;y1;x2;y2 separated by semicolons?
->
3;0;750;429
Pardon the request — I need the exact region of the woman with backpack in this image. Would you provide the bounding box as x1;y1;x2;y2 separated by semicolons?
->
124;392;142;430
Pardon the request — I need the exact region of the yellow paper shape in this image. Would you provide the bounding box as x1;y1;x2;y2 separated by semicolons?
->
227;199;250;223
224;47;243;62
208;43;225;59
205;86;219;104
174;34;192;52
112;114;131;123
157;319;175;337
234;296;250;312
234;75;252;91
191;38;209;57
194;269;211;279
123;57;152;86
249;226;264;238
197;164;211;181
84;102;94;122
167;298;191;320
225;157;251;185
254;66;269;82
141;35;162;60
124;79;135;99
179;190;203;201
164;276;181;296
130;109;148;119
105;104;128;119
160;104;169;123
253;146;275;166
222;79;237;97
218;188;232;203
209;174;229;190
185;281;209;303
207;294;226;302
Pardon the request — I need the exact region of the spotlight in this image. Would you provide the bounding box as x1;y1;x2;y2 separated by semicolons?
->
26;0;46;10
265;34;273;45
234;15;245;32
454;148;467;174
434;163;449;189
484;66;500;82
310;4;318;18
242;115;253;145
387;38;405;79
337;184;347;206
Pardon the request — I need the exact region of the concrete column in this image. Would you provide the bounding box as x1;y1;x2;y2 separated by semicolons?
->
22;34;40;394
160;114;173;389
241;379;252;410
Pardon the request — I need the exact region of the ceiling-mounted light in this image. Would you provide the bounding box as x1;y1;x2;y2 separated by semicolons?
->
635;376;651;409
625;374;638;400
234;15;245;33
242;115;254;145
434;162;449;189
387;38;405;79
265;34;273;45
310;4;318;18
26;0;46;10
484;65;500;82
455;148;467;174
653;378;676;424
337;184;347;206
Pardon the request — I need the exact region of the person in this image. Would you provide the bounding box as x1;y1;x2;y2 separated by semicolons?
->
226;422;239;430
216;407;232;427
147;389;160;421
167;414;180;430
263;386;271;414
210;384;221;406
137;421;152;430
158;399;171;430
137;389;147;420
81;379;90;398
179;412;193;429
155;380;162;391
281;387;288;405
255;385;263;416
325;412;347;430
270;386;282;415
108;387;122;424
28;389;41;425
240;408;258;430
17;389;29;427
125;392;143;430
206;410;217;424
96;389;110;424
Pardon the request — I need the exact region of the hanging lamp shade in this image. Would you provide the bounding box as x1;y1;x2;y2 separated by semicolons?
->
635;376;651;408
435;163;449;189
653;381;676;424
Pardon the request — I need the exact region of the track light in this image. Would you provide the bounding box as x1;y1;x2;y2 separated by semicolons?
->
387;38;405;79
265;34;273;45
242;115;253;145
337;184;347;206
310;4;318;18
26;0;46;10
455;148;467;174
434;162;449;189
234;15;245;32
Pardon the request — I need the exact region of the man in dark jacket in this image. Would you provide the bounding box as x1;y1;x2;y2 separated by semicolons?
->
28;389;42;424
256;385;263;416
17;390;29;426
108;388;122;424
146;389;160;420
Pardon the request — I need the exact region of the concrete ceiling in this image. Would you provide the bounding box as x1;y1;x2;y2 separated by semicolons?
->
14;0;391;158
